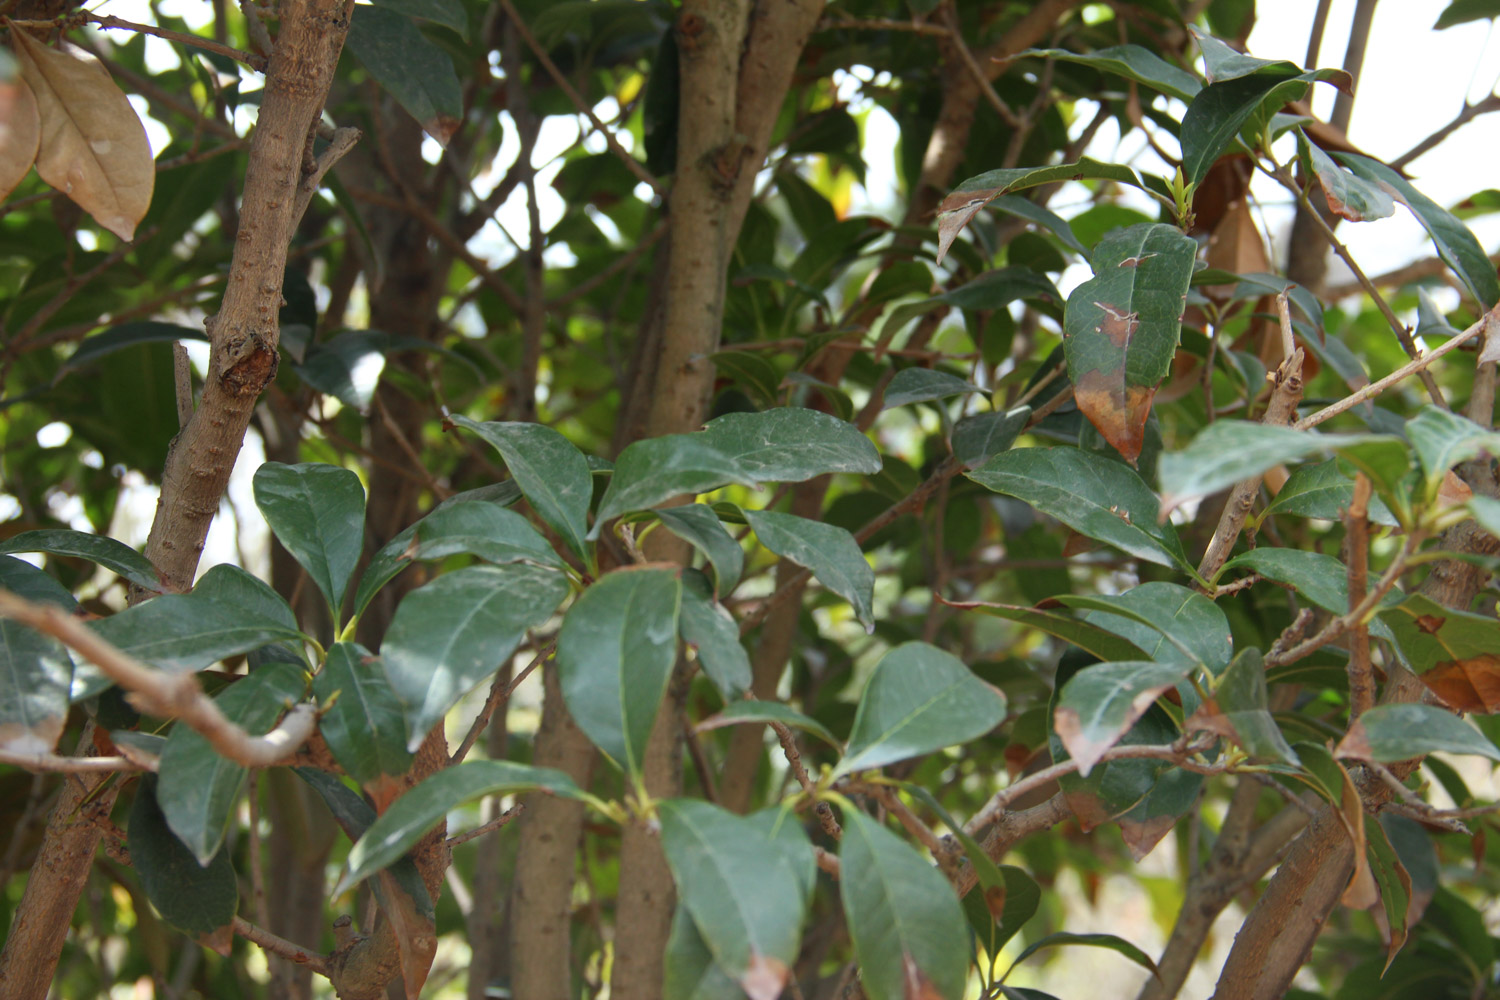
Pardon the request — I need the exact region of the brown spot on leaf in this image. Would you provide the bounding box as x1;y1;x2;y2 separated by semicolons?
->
983;884;1007;919
935;187;1001;265
741;953;790;1000
421;115;460;148
1093;302;1140;347
1119;811;1177;862
0;717;64;756
902;954;947;1000
197;923;234;957
1420;655;1500;713
1415;615;1446;635
1074;370;1156;464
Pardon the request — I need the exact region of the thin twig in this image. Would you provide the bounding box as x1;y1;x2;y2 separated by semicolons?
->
0;749;145;773
1345;473;1374;717
770;720;840;839
7;13;266;70
942;8;1021;128
451;642;552;765
446;804;525;848
231;917;329;978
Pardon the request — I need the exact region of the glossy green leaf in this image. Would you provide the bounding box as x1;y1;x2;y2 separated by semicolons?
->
314;642;413;785
1181;69;1300;185
451;416;592;560
679;570;750;699
700;408;881;482
837;641;1005;776
1222;548;1403;637
556;567;681;775
353;491;549;618
1052;676;1182;831
654;504;744;596
1338;154;1500;306
1063;582;1232;673
952;407;1030;468
1193;27;1295;82
881;267;1062;345
252;462;366;616
60;321;207;373
1023;45;1201;102
1406;406;1500;499
157;661;306;864
694;699;840;749
1062;223;1197;463
968;447;1190;571
1299;131;1394;222
1338;704;1500;763
1194;648;1298;764
1054;660;1194;776
942;599;1151;661
0;528;162;593
346;5;462;145
594;436;756;533
1117;765;1204;861
839;809;968;1000
382;563;568;749
882;368;983;409
0;555;75;754
658;799;804;999
1262;458;1398;525
128;775;237;939
1007;931;1158;979
985;197;1092;257
340;760;588;892
743;509;874;631
192;563;297;632
368;0;466;37
1158;421;1382;513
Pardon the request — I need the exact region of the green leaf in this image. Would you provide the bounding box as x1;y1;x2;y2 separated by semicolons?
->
452;416;593;561
952;407;1030;468
594;436;756;533
1063;223;1198;463
1158;421;1384;513
1062;582;1232;673
1338;704;1500;763
664;904;743;1000
1337;154;1500;306
694;699;840;749
1262;458;1398;525
128;775;237;939
1364;820;1413;970
837;641;1005;776
346;5;462;146
1007;931;1158;979
367;0;467;37
1436;0;1500;29
658;799;805;998
353;491;549;619
1193;28;1297;82
0;528;162;593
1117;765;1203;860
557;567;682;776
942;599;1151;662
382;564;569;750
1194;648;1298;764
654;504;744;596
1181;70;1299;186
1298;131;1394;222
157;661;306;864
0;555;75;754
1023;45;1201;102
1406;406;1500;499
252;462;366;617
1054;660;1194;776
295;330;456;413
985;198;1091;258
700;408;881;482
711;352;782;406
743;509;874;632
882;368;983;409
339;760;587;892
188;566;295;638
314;642;413;785
839;809;968;1000
680;570;751;699
60;321;206;373
968;447;1190;572
937;158;1154;265
1221;548;1402;639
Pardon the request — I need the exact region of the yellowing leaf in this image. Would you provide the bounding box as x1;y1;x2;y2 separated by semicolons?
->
11;30;153;240
0;76;39;200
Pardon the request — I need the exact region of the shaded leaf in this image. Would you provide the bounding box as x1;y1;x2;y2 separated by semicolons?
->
839;810;968;1000
339;760;587;891
295;329;457;413
952;407;1030;468
1188;648;1298;764
0;528;162;593
1364;819;1413;971
1338;704;1500;763
743;509;874;631
0;555;74;754
376;866;437;998
1299;131;1393;222
1406;406;1500;500
452;416;593;561
664;904;743;1000
678;571;750;699
968;447;1190;571
314;642;413;785
346;5;462;145
252;462;365;616
382;563;569;750
694;699;840;749
1063;582;1232;673
1436;0;1500;29
0;74;38;201
157;661;306;864
1263;458;1397;525
1063;223;1197;463
1222;548;1401;645
1023;45;1201;102
837;641;1005;776
1007;932;1159;979
700;408;881;482
1055;660;1194;776
1181;68;1300;186
882;368;983;409
60;321;207;374
941;599;1150;662
556;566;681;775
193;564;298;632
128;775;236;942
368;0;467;36
1117;766;1202;861
654;504;744;596
12;31;153;240
595;436;756;532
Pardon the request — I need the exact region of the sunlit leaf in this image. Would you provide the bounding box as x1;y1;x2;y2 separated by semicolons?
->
1054;660;1193;776
1299;130;1393;222
1338;704;1500;763
743;509;874;631
700;407;880;481
452;416;593;561
0;528;162;593
252;462;366;616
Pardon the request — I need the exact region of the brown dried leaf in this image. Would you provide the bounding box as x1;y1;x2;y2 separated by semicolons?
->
11;30;153;240
0;76;39;200
1335;758;1378;910
1421;654;1500;713
1073;371;1155;464
376;869;437;998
